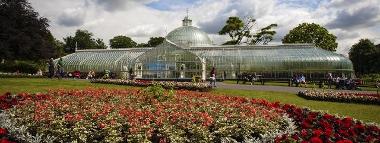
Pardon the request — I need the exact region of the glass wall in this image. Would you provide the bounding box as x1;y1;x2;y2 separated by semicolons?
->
133;40;202;79
189;44;353;79
58;43;353;80
57;49;147;73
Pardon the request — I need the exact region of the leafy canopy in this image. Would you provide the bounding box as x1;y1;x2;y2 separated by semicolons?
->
219;16;277;45
110;36;137;48
63;30;107;53
349;39;380;75
0;0;57;60
282;23;337;51
137;37;165;47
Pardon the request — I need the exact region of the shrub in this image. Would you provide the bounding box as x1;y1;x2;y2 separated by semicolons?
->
0;61;41;74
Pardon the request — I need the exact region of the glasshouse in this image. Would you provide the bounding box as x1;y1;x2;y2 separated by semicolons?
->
58;16;353;80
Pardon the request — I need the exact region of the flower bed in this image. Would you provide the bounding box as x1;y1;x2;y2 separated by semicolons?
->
1;89;379;142
0;89;295;142
298;90;380;105
91;79;212;91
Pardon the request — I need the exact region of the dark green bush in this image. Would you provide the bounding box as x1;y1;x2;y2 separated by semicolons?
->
0;61;41;74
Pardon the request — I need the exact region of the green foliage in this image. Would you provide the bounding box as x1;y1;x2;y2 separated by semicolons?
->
349;39;379;75
143;83;174;102
144;83;165;100
219;17;277;45
250;24;278;45
219;17;246;45
147;37;165;47
282;23;337;51
0;61;40;74
135;37;165;47
53;39;66;58
0;0;56;60
63;29;107;53
361;74;380;82
109;35;137;48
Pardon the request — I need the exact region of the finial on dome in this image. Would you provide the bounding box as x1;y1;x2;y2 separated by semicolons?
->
182;8;192;26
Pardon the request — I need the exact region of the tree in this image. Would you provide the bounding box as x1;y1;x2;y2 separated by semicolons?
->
282;23;337;51
349;39;379;75
53;39;65;58
0;0;56;60
63;29;106;53
95;38;107;49
250;24;278;45
219;17;277;45
147;37;165;47
109;35;137;48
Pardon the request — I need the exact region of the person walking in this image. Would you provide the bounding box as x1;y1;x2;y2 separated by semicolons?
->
210;67;216;87
48;58;55;78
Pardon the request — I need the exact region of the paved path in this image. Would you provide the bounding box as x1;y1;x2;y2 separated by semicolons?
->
215;82;378;94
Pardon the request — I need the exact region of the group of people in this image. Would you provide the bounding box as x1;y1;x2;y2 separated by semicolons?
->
48;58;64;79
236;72;258;85
291;74;307;87
327;74;359;90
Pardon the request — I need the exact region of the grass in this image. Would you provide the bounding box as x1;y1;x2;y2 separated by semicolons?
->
0;78;133;93
1;78;379;124
213;89;380;124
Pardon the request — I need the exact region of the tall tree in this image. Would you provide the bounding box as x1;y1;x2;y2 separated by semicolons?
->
219;17;277;45
0;0;56;60
147;37;165;47
282;23;337;51
349;39;379;75
63;29;106;53
109;35;137;48
250;24;278;45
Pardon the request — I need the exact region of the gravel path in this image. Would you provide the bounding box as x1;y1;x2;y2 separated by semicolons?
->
215;82;378;94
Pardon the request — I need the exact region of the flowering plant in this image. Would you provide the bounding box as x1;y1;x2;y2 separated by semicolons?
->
1;88;379;142
0;89;293;142
91;79;212;91
298;90;380;105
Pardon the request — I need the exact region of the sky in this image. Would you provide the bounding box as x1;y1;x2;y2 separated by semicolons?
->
28;0;380;55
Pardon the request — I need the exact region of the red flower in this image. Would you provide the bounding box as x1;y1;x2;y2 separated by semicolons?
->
301;129;308;137
313;129;323;137
336;139;353;143
310;137;323;143
0;138;15;143
0;128;7;136
325;128;333;137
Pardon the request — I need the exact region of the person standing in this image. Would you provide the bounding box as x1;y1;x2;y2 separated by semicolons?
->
57;58;64;79
48;58;55;78
327;73;333;89
210;67;216;87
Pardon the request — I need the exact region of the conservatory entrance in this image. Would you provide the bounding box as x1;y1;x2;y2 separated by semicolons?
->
133;40;205;80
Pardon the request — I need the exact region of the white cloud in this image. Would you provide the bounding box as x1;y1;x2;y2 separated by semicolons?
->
28;0;380;55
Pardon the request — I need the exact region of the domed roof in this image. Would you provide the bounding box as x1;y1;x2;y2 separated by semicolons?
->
166;17;212;47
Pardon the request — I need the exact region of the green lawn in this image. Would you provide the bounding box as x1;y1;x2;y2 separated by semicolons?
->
213;89;380;124
0;78;133;93
1;78;379;124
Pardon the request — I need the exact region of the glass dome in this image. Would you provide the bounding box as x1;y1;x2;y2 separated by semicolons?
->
166;17;212;47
